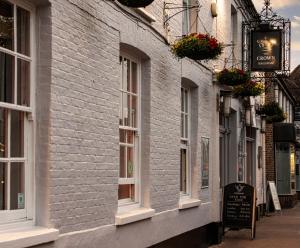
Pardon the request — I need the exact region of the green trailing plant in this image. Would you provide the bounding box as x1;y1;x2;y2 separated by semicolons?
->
233;81;265;97
117;0;154;7
171;33;223;61
259;102;287;123
217;68;250;86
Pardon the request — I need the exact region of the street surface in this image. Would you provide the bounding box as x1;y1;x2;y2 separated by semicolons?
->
212;204;300;248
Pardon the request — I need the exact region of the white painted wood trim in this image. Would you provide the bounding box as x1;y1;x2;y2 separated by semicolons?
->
0;226;59;248
115;208;155;226
179;198;201;210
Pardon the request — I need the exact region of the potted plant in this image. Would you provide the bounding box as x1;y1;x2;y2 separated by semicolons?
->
171;33;223;61
217;68;250;86
233;81;264;97
117;0;154;8
259;102;287;123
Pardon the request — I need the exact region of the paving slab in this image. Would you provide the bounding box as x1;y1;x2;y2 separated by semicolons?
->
211;204;300;248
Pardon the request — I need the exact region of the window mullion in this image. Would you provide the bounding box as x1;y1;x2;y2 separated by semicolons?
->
120;58;124;124
14;4;17;105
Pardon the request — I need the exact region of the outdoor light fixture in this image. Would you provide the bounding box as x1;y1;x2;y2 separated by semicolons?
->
223;94;232;116
211;0;218;18
274;83;279;103
212;68;221;83
261;115;266;133
246;108;251;126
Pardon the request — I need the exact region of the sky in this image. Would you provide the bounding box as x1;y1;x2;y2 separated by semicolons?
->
253;0;300;70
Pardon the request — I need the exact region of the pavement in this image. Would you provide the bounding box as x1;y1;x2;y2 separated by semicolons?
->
211;204;300;248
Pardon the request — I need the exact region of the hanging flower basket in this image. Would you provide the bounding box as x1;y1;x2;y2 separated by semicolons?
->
233;81;264;97
171;33;223;61
259;102;287;123
117;0;154;8
217;68;250;86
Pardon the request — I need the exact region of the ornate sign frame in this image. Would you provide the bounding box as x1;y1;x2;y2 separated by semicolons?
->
242;0;291;79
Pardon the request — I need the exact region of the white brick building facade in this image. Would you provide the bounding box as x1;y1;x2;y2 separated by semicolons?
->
0;0;264;247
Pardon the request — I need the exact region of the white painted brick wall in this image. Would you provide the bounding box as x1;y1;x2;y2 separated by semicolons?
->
31;0;261;246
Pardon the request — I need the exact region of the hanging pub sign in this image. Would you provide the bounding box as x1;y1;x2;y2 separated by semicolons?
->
251;29;282;71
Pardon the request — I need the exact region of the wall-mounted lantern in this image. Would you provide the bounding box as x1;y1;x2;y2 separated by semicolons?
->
245;109;251;126
211;0;218;18
223;94;232;117
261;115;266;133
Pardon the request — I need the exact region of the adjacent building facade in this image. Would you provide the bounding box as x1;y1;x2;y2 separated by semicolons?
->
265;74;297;208
0;0;264;247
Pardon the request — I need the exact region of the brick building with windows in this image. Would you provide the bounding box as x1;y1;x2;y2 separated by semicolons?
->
265;74;297;208
0;0;261;247
282;66;300;201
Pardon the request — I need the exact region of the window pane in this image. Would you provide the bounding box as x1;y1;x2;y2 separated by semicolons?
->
185;114;188;138
17;58;30;106
17;7;30;56
184;90;188;113
0;52;14;103
127;147;134;178
119;92;123;126
120;145;126;178
131;95;137;128
126;130;134;144
0;163;6;210
119;129;125;143
10;110;24;157
0;0;14;50
120;130;134;144
181;88;184;112
131;62;137;94
182;0;189;35
126;59;130;92
181;113;184;138
118;184;134;200
180;148;187;193
10;162;25;210
0;109;7;158
122;93;129;126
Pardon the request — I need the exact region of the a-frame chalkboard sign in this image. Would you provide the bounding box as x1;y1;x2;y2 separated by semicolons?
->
223;183;256;240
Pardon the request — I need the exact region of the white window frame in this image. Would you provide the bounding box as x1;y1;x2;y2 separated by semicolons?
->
182;0;191;36
0;0;35;225
201;137;210;189
180;87;191;198
118;53;141;211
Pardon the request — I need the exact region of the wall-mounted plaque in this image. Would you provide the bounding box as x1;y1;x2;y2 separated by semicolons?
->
223;183;256;239
251;30;282;71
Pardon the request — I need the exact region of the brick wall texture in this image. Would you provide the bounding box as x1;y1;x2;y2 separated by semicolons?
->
265;81;276;181
28;0;260;247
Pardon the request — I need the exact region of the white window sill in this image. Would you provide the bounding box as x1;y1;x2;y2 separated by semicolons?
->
0;226;59;248
115;208;155;226
179;198;201;210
